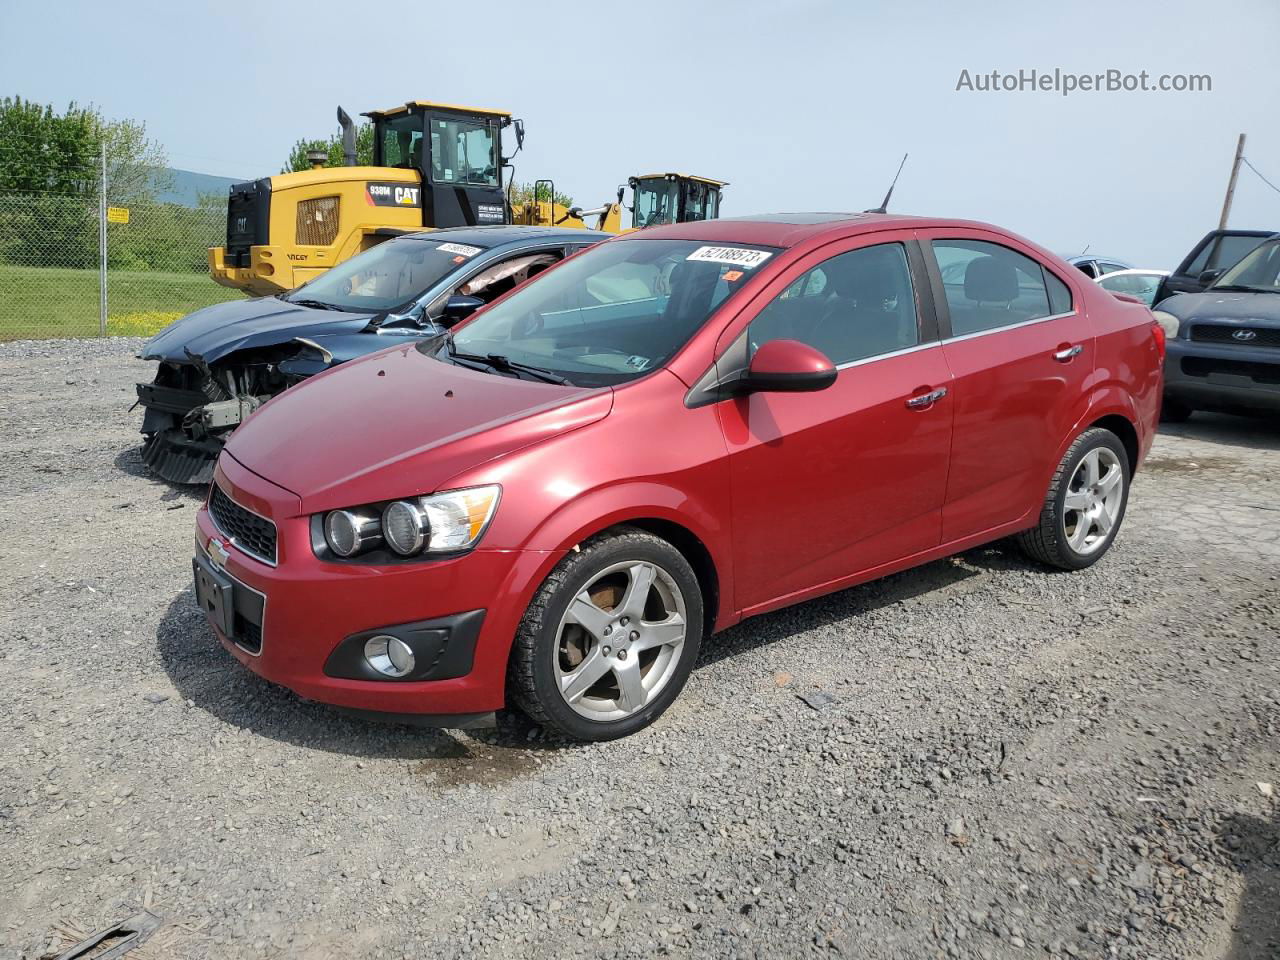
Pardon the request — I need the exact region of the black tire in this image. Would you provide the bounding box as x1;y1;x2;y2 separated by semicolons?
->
508;527;703;741
1016;427;1130;571
1160;397;1193;423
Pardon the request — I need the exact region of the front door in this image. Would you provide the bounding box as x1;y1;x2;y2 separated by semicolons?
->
717;235;954;614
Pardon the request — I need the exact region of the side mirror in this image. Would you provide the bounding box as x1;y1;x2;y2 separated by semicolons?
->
1197;268;1224;286
740;339;836;394
442;294;485;324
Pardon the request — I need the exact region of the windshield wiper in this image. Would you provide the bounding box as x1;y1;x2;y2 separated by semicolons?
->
442;337;569;385
287;298;340;311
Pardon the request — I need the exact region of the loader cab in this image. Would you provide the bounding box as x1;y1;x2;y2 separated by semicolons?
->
365;101;516;228
628;174;727;229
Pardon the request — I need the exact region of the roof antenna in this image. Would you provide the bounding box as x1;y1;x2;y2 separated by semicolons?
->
865;153;908;214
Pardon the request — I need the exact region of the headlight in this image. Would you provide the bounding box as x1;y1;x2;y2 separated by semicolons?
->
1152;310;1181;339
382;500;427;555
324;509;381;557
419;485;501;551
321;485;500;560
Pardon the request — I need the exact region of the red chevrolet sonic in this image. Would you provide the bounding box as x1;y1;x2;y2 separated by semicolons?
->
193;213;1163;741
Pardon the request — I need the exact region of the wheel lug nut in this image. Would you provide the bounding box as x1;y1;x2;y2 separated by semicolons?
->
620;616;629;626
629;630;639;641
602;645;611;656
603;625;612;635
618;649;628;660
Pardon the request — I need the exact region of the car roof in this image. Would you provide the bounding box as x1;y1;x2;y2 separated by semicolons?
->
399;225;608;247
1066;254;1131;265
617;213;1010;249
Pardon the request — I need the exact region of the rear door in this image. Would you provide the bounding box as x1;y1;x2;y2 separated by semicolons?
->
713;232;954;612
922;231;1094;543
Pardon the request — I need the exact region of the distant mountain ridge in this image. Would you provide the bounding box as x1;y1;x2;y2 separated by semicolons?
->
156;167;244;207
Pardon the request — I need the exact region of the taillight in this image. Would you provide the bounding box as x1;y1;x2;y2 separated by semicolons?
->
1151;320;1166;361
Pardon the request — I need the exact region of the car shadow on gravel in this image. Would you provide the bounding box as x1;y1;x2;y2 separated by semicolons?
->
114;445;206;502
1218;811;1280;959
156;588;577;766
698;554;983;668
1159;412;1280;453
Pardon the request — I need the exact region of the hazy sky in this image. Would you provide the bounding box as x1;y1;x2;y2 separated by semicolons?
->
4;0;1278;267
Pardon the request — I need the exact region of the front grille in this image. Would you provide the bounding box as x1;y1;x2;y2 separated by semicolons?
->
296;196;340;246
1182;356;1280;384
209;483;278;565
1190;324;1280;348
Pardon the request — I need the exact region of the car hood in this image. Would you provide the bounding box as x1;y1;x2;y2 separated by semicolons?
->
140;296;379;364
1159;289;1280;324
223;343;613;513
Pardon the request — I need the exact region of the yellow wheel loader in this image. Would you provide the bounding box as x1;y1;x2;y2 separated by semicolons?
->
210;101;525;296
209;100;729;296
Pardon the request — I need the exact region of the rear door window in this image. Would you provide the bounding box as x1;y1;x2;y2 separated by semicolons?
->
932;240;1055;337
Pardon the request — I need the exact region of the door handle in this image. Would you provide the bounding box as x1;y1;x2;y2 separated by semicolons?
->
1053;344;1083;362
905;387;947;409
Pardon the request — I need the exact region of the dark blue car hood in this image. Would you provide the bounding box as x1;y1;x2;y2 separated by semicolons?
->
1159;289;1280;325
140;296;382;364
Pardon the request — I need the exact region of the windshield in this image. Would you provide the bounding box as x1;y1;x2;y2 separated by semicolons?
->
378;113;422;169
430;117;499;187
1215;239;1280;292
285;236;488;312
633;179;680;228
431;238;779;386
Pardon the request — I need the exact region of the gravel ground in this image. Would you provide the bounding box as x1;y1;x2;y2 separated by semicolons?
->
1;337;1277;960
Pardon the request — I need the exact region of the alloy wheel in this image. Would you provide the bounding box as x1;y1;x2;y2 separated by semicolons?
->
553;560;688;722
1062;447;1124;556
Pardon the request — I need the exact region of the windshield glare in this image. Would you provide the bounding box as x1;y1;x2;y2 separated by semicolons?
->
286;237;487;312
1216;239;1280;292
435;238;779;386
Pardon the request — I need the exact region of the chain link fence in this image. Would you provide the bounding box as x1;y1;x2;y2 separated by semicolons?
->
0;192;245;340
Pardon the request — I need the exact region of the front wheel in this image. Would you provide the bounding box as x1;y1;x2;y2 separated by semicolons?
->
1017;427;1130;571
508;529;703;741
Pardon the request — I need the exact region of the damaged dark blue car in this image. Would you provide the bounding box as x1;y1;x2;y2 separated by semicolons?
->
136;226;604;483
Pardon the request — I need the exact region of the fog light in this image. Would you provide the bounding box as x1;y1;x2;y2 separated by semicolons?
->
363;635;415;678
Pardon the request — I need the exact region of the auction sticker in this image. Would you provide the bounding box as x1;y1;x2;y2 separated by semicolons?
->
686;246;772;269
437;242;482;257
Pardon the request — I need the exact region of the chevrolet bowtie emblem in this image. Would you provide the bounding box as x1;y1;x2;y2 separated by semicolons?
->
208;537;231;569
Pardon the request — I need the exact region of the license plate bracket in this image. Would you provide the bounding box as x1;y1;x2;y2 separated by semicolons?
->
193;553;236;637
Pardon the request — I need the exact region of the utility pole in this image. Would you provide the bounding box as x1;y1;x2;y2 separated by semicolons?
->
1218;133;1246;231
98;144;108;336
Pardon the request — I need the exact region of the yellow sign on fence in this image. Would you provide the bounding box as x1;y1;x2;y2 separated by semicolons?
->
106;206;130;224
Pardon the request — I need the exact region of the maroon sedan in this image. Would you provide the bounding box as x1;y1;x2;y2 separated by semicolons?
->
193;213;1164;741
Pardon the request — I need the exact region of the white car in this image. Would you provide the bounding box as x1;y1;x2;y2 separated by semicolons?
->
1095;268;1170;307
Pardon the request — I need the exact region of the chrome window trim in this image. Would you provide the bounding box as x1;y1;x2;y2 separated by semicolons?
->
196;538;268;659
940;310;1078;346
210;481;279;567
834;339;940;371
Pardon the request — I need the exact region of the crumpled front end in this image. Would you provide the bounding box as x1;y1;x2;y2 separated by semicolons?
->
137;350;302;485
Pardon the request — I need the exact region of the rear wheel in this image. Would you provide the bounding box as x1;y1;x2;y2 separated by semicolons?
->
508;529;702;741
1017;428;1130;571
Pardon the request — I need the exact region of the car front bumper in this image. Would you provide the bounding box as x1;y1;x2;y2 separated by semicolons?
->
1164;338;1280;413
193;454;563;719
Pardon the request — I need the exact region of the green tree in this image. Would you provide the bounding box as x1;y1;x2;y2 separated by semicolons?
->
0;96;170;200
282;122;375;173
508;181;575;209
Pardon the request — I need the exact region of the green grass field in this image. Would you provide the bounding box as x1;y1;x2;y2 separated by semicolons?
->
0;264;245;340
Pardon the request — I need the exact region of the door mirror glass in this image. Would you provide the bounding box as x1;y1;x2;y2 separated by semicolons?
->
742;339;836;394
442;294;486;324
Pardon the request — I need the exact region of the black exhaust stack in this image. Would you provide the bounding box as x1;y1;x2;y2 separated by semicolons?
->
337;106;356;167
